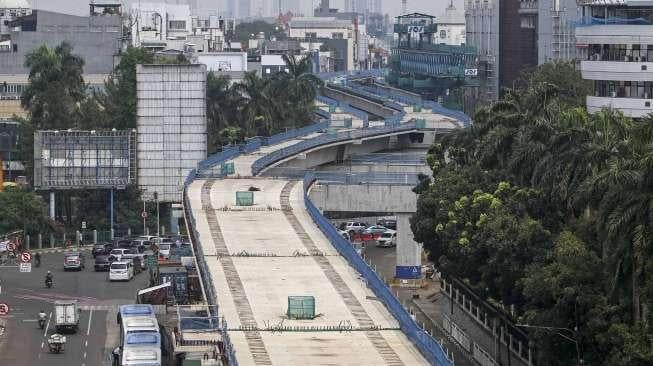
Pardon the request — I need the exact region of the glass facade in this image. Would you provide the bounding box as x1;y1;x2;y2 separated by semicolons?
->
588;44;653;61
594;80;653;99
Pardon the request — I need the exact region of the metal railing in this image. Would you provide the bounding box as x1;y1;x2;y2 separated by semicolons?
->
303;172;453;366
337;101;369;122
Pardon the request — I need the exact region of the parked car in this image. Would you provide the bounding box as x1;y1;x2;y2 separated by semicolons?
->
92;242;113;257
376;219;397;231
376;230;397;248
63;252;85;271
343;222;367;235
337;229;350;241
364;225;389;234
94;254;112;271
109;261;134;281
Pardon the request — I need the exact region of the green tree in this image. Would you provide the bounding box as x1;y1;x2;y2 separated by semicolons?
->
96;47;154;129
21;42;86;130
0;186;50;235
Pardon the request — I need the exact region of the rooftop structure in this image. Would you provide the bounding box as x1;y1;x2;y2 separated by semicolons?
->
388;13;478;111
576;0;653;117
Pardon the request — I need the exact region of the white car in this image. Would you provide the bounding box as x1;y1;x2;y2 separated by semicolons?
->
108;248;131;262
109;261;134;281
376;230;397;247
343;222;367;235
337;229;350;241
157;243;171;259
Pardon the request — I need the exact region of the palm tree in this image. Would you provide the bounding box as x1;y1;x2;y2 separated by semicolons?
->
234;71;277;136
579;113;653;324
275;54;324;128
22;42;86;129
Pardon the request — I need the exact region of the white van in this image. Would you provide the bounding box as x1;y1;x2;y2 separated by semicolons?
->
109;261;134;281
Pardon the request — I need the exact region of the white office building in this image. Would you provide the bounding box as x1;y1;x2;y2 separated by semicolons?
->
288;16;368;70
576;0;653;118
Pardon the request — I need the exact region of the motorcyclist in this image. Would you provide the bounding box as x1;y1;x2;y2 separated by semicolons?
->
45;271;53;287
38;310;47;329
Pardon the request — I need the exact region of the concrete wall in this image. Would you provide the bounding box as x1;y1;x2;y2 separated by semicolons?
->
308;184;417;213
0;10;121;75
276;136;391;171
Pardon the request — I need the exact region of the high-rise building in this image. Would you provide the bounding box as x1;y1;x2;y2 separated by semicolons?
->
465;0;537;101
576;0;653;118
518;0;581;64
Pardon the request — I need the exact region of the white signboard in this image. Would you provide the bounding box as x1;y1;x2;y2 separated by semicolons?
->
408;26;424;34
464;68;479;76
19;263;32;273
0;241;7;252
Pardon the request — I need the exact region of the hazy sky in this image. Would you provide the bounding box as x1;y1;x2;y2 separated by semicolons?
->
27;0;463;19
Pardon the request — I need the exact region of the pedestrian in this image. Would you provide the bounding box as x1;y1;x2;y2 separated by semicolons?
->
35;252;41;267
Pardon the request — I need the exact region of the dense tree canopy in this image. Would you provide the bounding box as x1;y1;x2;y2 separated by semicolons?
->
412;60;653;364
205;54;322;153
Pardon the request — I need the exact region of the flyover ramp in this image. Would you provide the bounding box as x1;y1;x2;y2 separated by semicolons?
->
187;177;428;365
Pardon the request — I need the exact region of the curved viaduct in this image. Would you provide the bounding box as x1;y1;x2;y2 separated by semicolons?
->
183;75;466;365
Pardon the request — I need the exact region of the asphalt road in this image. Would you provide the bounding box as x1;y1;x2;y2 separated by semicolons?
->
0;251;150;366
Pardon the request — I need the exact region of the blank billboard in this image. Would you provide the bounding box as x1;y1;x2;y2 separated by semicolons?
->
33;130;135;190
136;64;207;202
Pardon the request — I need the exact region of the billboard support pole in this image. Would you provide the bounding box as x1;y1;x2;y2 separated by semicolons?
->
143;200;146;235
49;191;55;219
110;188;114;238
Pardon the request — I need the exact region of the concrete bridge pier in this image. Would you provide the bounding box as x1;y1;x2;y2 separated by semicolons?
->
395;213;422;279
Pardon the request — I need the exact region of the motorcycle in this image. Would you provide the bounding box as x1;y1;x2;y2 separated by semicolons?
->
45;278;52;289
38;314;47;329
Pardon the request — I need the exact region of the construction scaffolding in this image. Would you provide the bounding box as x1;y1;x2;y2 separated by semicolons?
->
33;130;135;190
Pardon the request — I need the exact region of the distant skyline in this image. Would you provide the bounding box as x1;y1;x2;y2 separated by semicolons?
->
27;0;463;19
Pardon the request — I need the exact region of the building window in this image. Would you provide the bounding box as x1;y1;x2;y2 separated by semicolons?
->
168;20;186;30
332;32;344;39
306;32;317;39
440;30;446;38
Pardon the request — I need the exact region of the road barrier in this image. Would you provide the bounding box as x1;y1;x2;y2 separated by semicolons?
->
303;172;453;366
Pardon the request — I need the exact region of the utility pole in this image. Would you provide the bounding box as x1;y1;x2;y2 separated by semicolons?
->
154;192;160;237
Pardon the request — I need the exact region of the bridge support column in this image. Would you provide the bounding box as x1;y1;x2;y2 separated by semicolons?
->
395;213;422;279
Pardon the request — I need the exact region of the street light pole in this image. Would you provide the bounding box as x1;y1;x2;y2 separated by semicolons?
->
516;324;582;365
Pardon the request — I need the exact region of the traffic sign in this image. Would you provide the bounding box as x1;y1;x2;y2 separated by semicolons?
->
7;242;16;252
141;211;148;219
81;221;87;229
0;303;9;316
20;251;32;263
19;263;31;273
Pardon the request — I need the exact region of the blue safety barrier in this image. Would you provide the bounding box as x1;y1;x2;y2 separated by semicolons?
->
337;102;369;123
303;172;452;366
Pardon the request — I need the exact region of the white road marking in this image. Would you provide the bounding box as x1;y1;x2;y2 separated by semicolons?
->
40;342;44;349
21;319;38;322
83;351;87;359
43;311;52;337
86;309;93;336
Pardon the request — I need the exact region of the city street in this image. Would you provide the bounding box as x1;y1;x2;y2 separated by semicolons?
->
0;251;149;366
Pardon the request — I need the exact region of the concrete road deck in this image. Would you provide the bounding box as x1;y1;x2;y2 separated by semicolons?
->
188;178;428;365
